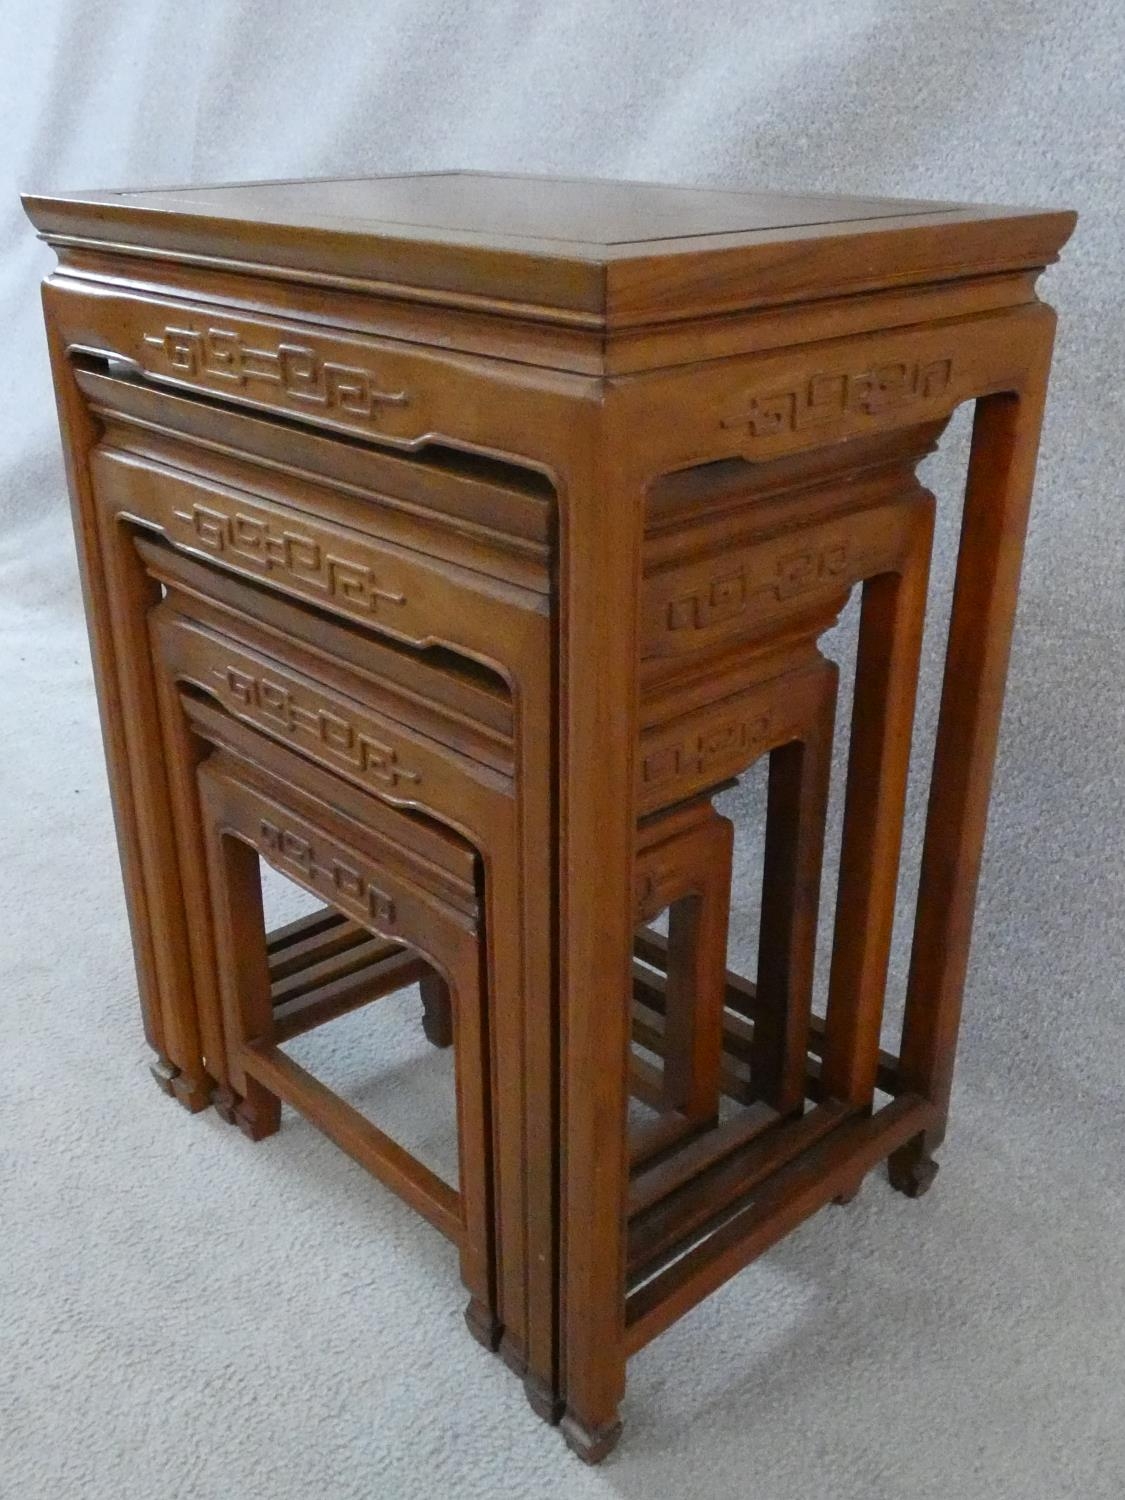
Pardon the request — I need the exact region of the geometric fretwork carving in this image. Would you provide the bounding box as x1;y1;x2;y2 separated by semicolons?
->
721;357;953;440
168;497;406;616
142;324;410;422
257;816;397;927
212;664;421;790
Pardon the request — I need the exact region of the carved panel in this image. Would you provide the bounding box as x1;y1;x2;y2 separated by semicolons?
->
664;539;850;635
212;663;421;791
720;357;952;441
775;542;851;600
257;816;397;926
645;496;926;658
638;657;833;814
634;857;691;923
634;830;719;921
99;451;537;659
141;324;409;425
641;711;773;799
167;496;407;617
192;699;479;925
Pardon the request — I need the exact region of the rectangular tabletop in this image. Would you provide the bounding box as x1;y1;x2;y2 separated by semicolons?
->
23;170;1075;327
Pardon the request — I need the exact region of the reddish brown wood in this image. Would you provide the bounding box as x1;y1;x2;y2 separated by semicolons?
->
194;721;496;1330
624;1093;939;1356
634;925;905;1100
94;407;554;1389
822;494;936;1110
634;798;734;1123
753;672;837;1113
28;171;1073;1463
627;1103;780;1218
244;1039;463;1243
419;970;455;1050
891;363;1056;1196
272;948;430;1045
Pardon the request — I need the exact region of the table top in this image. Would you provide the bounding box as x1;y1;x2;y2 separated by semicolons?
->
23;170;1075;329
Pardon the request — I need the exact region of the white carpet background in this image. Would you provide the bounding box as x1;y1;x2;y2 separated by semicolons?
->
2;3;1124;1495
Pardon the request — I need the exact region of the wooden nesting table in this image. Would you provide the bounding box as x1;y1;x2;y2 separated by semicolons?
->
26;171;1074;1462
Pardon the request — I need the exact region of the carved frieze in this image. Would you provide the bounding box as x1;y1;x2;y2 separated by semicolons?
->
211;663;421;791
641;711;773;794
141;324;409;423
166;496;407;617
720;358;952;441
257;816;397;926
665;540;851;635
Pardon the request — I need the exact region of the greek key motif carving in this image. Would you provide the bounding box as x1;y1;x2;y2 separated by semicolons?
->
721;357;953;440
257;818;396;925
775;542;850;599
666;541;850;632
213;665;421;790
667;571;748;631
168;498;406;615
142;325;409;421
642;712;773;790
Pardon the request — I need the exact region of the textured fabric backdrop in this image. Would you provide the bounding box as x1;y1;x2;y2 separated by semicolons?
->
2;3;1123;1496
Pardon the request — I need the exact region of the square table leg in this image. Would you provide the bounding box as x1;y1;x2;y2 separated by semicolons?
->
892;329;1056;1194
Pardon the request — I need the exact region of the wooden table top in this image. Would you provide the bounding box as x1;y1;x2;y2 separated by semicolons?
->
23;170;1075;329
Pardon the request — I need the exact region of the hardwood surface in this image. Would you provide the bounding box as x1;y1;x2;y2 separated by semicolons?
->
30;170;1075;1464
23;170;1075;352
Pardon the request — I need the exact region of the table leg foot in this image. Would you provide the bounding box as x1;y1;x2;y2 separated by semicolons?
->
150;1056;210;1113
524;1372;564;1425
561;1409;623;1465
464;1297;503;1352
170;1072;212;1113
888;1135;939;1198
419;972;454;1049
213;1084;279;1141
149;1055;178;1096
833;1174;864;1206
233;1093;280;1142
497;1330;526;1377
212;1084;239;1125
492;1329;563;1423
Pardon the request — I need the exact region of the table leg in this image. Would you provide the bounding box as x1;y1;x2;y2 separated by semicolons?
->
891;322;1056;1195
822;500;935;1111
753;662;838;1114
556;428;645;1463
420;970;454;1049
43;303;187;1101
197;777;281;1143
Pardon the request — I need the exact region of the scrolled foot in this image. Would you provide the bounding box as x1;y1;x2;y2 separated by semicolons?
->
493;1333;564;1423
560;1409;623;1465
464;1297;503;1352
888;1139;939;1198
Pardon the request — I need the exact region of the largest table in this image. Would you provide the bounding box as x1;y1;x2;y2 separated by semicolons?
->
25;171;1075;1460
